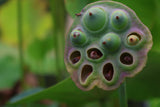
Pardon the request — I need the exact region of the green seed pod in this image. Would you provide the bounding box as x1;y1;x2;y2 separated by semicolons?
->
82;7;107;32
111;10;129;30
70;29;87;45
101;33;121;52
64;1;152;91
127;34;140;45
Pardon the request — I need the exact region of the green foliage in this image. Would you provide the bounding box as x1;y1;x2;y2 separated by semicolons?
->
0;44;21;89
126;50;160;100
25;36;57;74
0;0;56;75
151;0;160;51
10;87;43;103
149;98;160;107
0;0;52;44
9;77;114;105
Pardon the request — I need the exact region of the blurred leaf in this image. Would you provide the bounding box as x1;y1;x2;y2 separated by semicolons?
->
150;21;160;51
65;0;98;18
150;0;160;50
126;49;160;100
84;101;101;107
9;49;160;104
27;38;47;61
9;77;114;105
0;0;52;45
8;87;59;107
0;44;21;89
149;98;160;107
0;56;21;89
25;35;58;74
10;87;43;103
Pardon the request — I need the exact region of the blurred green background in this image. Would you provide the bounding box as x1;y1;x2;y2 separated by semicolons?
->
0;0;160;107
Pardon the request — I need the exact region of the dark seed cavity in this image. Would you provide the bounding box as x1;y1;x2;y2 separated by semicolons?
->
81;65;93;82
103;63;114;81
120;52;133;65
87;48;103;59
70;51;81;64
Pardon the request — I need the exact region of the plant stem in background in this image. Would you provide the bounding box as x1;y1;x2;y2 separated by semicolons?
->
118;80;128;107
48;0;66;81
17;0;24;76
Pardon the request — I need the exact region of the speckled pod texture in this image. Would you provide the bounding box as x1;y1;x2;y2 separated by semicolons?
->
64;1;152;91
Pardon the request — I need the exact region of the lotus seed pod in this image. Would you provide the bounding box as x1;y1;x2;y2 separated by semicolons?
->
64;1;152;91
82;7;107;32
101;33;121;52
70;29;87;45
111;10;129;31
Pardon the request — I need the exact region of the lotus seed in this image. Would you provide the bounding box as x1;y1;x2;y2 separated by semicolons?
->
101;33;121;52
70;29;87;45
82;7;107;32
127;34;140;45
111;10;129;30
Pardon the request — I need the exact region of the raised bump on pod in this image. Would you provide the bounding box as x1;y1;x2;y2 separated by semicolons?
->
111;10;129;30
127;34;141;45
82;7;107;32
70;29;87;45
101;33;121;52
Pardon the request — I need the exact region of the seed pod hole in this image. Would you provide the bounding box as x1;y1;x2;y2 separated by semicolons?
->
103;63;114;81
127;33;141;45
87;48;103;59
70;51;81;64
120;52;133;65
81;65;93;82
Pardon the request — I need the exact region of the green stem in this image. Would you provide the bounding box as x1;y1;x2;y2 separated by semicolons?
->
17;0;24;75
118;80;128;107
99;99;106;107
48;0;66;81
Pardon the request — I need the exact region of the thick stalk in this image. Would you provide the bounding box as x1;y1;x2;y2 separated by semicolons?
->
118;80;128;107
99;99;106;107
48;0;66;81
17;0;24;76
